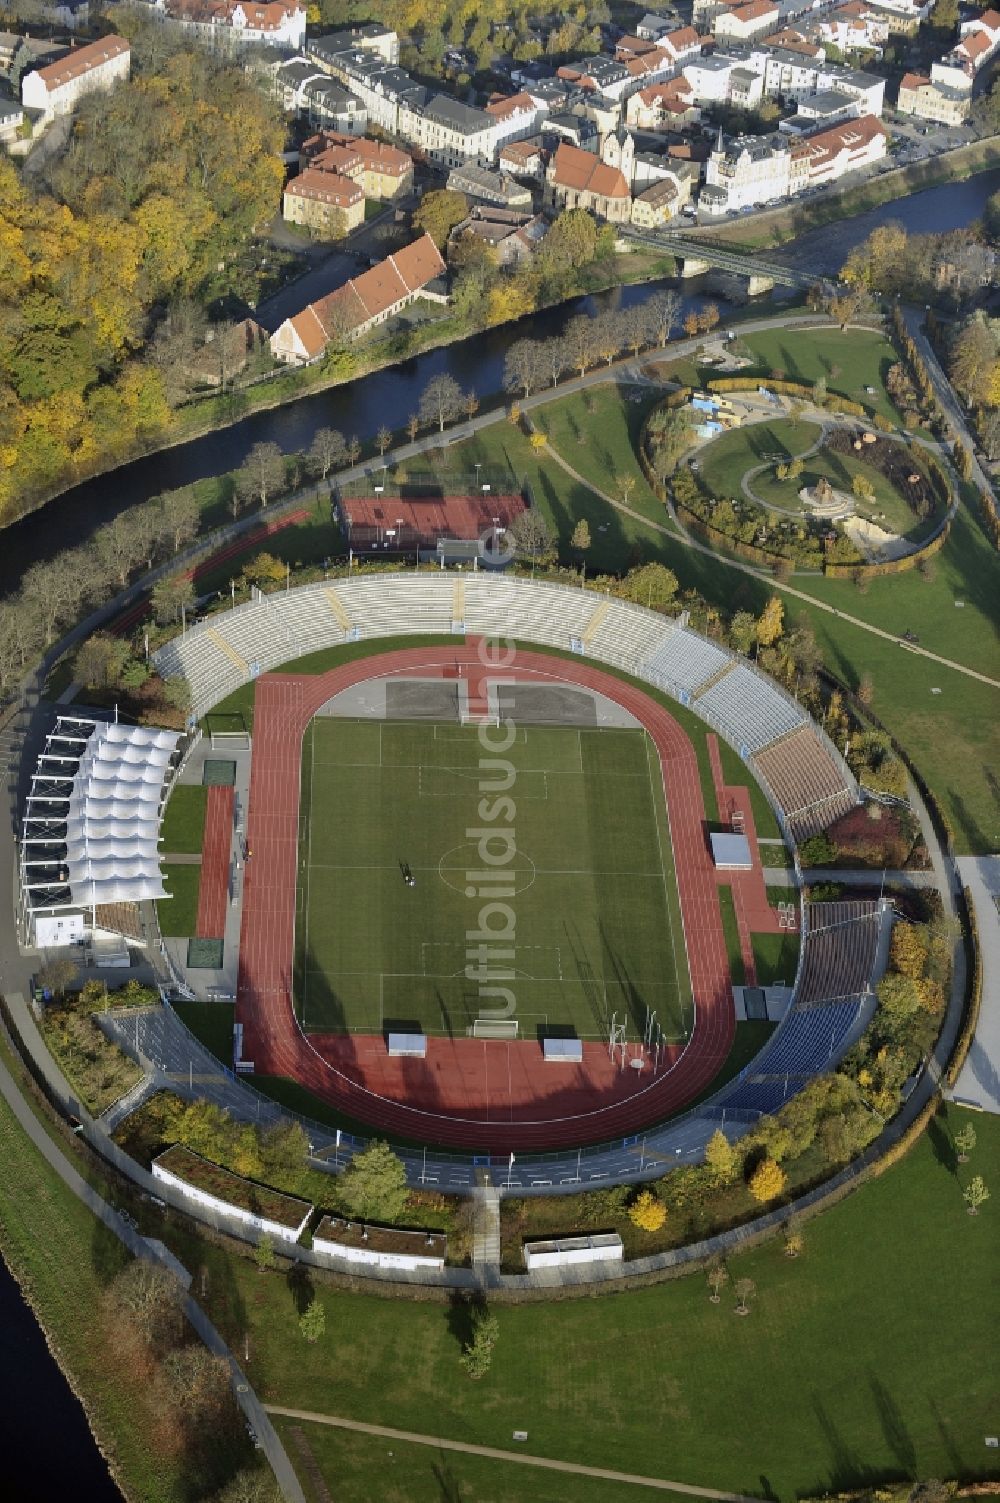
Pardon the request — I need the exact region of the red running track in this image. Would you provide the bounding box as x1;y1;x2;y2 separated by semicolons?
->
236;644;735;1151
195;785;234;939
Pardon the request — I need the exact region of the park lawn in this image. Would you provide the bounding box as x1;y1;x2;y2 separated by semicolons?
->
697;419;822;504
160;784;209;854
746;443;937;541
192;1103;998;1501
158;864;201;937
533;383;670;529
273;1418;713;1503
731;326;910;426
751;928;801;988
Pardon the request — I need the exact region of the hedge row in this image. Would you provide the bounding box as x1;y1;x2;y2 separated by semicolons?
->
824;515;952;578
945;884;982;1090
704;375;871;421
977;487;1000;551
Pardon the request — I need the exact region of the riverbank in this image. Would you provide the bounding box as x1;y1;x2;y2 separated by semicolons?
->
705;140;1000;251
2;249;676;535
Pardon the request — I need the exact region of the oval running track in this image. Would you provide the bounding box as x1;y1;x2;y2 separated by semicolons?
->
236;643;735;1152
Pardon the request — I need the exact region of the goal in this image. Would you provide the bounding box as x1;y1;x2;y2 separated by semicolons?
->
470;1019;519;1039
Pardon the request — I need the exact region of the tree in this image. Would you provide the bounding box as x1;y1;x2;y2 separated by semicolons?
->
889;923;930;981
346;435;362;466
236;441;285;511
107;1260;184;1353
877;971;922;1019
614;562;679;612
253;1233;276;1273
784;1224;804;1258
503;340;543;399
852;473;876;505
375;424;392;458
619;474;636;506
158;486;199;554
241;552;285;590
460;1307;499;1379
857;671;875;706
704;1128;738;1183
37;956;77;998
748;1158;786;1203
729;610;757;656
93;511;147;589
963;1175;989;1215
570;518;591;561
160;1346;230;1419
683;311;700;339
151;574;195;626
707;1263;728;1303
645;290;680;349
419;374;464;433
540;207;597;272
563;314;598;377
338;1140;409;1223
756;595;784;648
508;508;553;563
698;303;720;335
646;406;693;477
299;1298;326;1342
733;1277;756;1315
954;1122;976;1164
629;1189;667;1232
412;189;468;249
308;427;346;481
406;412;420;442
75;632;131;689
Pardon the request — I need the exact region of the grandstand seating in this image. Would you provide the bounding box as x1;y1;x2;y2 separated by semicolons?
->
641;625;731;699
695;663;806;753
152;574;860;838
706;1078;796;1117
753;726;857;841
747;1000;861;1076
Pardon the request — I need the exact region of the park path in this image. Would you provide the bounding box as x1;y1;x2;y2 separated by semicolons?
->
539;441;1000;692
263;1405;761;1500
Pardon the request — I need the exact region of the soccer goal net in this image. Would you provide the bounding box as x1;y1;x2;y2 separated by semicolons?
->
471;1019;519;1039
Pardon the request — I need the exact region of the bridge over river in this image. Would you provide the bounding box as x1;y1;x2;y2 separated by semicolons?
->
621;227;819;294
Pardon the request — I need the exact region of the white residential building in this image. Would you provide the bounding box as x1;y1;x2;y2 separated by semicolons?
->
702;130;792;214
153;0;306;53
21;33;130;121
714;0;780;42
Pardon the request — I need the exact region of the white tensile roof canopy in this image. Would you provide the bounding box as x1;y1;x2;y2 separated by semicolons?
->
21;717;181;914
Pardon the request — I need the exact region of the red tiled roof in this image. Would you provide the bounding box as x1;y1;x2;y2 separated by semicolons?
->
485;90;535;118
501;139;543;160
281;233;444;357
32;33;128;91
899;70;930;90
727;0;778;21
285;168;362;207
959;29;991;60
664;25;700;51
550;142;629;200
792;113;887;169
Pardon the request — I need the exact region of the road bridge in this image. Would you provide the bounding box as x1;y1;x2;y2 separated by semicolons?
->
622;227;817;294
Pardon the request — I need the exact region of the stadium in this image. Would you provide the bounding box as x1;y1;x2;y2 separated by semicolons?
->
123;568;892;1163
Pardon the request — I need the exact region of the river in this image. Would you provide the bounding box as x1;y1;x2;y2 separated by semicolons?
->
0;1254;123;1502
2;167;997;592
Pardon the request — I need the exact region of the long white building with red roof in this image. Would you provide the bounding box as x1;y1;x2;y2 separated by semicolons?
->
21;33;129;120
270;233;446;365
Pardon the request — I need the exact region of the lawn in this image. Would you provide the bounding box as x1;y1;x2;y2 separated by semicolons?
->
172;1000;235;1063
158;863;202;937
273;1419;714;1503
718;886;745;986
532;383;669;530
751;929;801;988
295;718;692;1042
189;1102;999;1501
729;326;911;426
697;418;822;505
160;783;208;854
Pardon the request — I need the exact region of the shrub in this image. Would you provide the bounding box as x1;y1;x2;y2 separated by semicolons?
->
629;1189;667;1232
748;1158;787;1203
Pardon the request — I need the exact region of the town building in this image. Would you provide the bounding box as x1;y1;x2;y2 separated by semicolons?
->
308;23;398;66
896;70;970;124
302;131;414;198
544;139;632;221
449;205;549;266
714;0;780;43
630;163;695;226
814;3;889;54
153;0;307;53
790;112;887;186
556;55;632;100
282;167;365;236
447;162;533;208
270;234;447;364
499;138;547;180
626;76;701;128
702;129;792;213
20;33;129;121
273;57;365;131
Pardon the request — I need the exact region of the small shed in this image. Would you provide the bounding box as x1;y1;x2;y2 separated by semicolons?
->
543;1036;583;1063
387;1032;427;1058
710;831;752;870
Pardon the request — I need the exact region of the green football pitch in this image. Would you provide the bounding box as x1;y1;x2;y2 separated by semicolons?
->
293;717;693;1044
